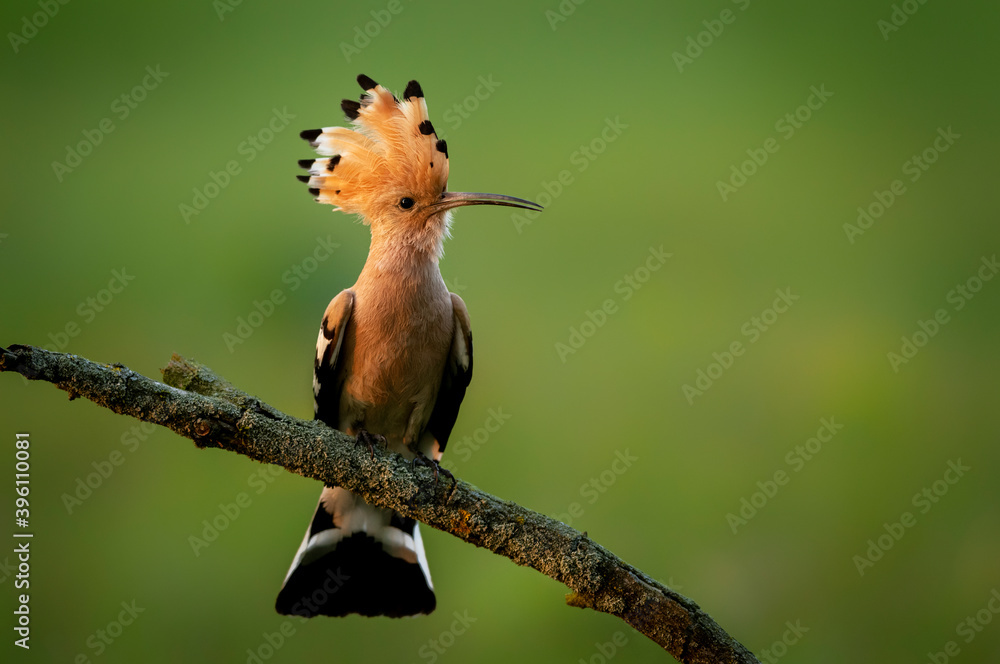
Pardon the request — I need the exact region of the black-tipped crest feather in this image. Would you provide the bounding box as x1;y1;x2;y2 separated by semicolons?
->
341;99;361;120
404;80;423;99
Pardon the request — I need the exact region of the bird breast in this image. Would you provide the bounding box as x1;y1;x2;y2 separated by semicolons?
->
337;267;453;433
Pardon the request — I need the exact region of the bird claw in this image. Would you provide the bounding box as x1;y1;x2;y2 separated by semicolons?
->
411;452;457;502
354;428;386;461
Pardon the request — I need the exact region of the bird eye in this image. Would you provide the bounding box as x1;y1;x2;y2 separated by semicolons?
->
399;197;415;210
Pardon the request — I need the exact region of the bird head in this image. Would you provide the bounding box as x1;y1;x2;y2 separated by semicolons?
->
298;75;541;257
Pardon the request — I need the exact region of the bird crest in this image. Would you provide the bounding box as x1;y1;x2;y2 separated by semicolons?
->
298;75;450;220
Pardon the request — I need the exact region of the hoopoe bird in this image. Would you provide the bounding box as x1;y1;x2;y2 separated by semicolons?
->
275;74;541;618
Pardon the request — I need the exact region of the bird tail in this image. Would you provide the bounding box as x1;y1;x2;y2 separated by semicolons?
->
275;487;436;618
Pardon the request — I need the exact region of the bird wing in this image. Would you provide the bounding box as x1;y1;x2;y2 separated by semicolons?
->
313;289;354;424
425;293;473;456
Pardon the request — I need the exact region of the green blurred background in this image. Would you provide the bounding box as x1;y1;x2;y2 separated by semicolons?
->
3;0;999;662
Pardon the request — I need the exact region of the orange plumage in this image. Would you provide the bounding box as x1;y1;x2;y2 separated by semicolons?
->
298;76;449;220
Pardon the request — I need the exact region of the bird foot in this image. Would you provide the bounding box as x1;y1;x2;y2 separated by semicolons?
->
354;428;386;461
411;451;457;502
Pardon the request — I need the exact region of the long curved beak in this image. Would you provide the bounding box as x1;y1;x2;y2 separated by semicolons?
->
429;191;543;213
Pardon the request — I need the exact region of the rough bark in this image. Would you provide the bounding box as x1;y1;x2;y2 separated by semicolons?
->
0;344;759;663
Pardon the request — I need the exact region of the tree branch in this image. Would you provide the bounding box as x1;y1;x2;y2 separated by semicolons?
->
0;344;759;663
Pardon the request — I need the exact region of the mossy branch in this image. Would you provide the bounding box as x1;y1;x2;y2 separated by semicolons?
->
0;344;759;663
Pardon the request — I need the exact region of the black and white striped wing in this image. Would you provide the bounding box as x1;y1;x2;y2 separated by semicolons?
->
313;289;354;424
425;292;473;456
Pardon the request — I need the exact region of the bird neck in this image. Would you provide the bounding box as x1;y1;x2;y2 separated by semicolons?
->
360;227;444;285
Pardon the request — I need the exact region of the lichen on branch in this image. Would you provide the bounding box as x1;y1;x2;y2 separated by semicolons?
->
0;344;759;663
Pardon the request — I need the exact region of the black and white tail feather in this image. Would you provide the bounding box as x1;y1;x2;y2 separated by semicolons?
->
274;486;436;618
